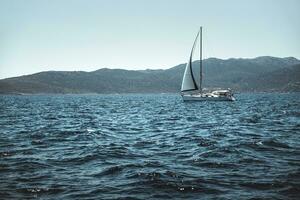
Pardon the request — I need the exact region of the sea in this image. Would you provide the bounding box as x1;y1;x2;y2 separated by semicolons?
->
0;93;299;199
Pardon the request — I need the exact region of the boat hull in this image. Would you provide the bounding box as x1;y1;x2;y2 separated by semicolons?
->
182;94;235;101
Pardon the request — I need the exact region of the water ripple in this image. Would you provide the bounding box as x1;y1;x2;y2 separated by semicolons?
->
0;93;299;199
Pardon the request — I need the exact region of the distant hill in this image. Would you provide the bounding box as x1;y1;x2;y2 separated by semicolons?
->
0;56;299;94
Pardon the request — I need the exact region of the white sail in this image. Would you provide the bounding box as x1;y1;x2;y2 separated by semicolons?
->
181;30;200;92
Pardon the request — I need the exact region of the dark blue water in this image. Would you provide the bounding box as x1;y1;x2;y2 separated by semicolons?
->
0;93;299;199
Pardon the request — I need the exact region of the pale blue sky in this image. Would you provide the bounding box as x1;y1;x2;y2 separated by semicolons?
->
0;0;299;78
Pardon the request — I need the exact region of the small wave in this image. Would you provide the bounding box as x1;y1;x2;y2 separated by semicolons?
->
238;158;266;164
132;171;223;194
192;160;238;169
133;140;156;148
279;185;300;198
143;160;164;168
0;151;13;157
196;138;216;147
95;163;142;177
16;187;65;196
87;128;96;133
95;165;124;176
262;139;291;149
239;114;262;124
240;181;285;190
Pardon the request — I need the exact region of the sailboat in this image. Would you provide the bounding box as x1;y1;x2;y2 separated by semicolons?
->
181;27;235;101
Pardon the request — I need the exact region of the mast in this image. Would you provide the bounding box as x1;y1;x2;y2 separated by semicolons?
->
199;26;203;93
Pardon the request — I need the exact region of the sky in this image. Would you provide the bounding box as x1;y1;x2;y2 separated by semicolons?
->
0;0;299;79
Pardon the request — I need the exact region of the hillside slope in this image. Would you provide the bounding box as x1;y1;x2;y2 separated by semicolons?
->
0;56;299;94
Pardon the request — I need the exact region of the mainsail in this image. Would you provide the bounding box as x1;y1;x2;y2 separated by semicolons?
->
181;30;200;92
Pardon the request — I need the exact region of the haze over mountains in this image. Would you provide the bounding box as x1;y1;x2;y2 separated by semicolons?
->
0;56;299;94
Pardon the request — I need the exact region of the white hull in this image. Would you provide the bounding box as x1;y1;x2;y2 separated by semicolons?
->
182;94;235;101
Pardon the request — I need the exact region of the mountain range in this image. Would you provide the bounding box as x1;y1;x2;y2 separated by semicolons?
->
0;56;299;94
